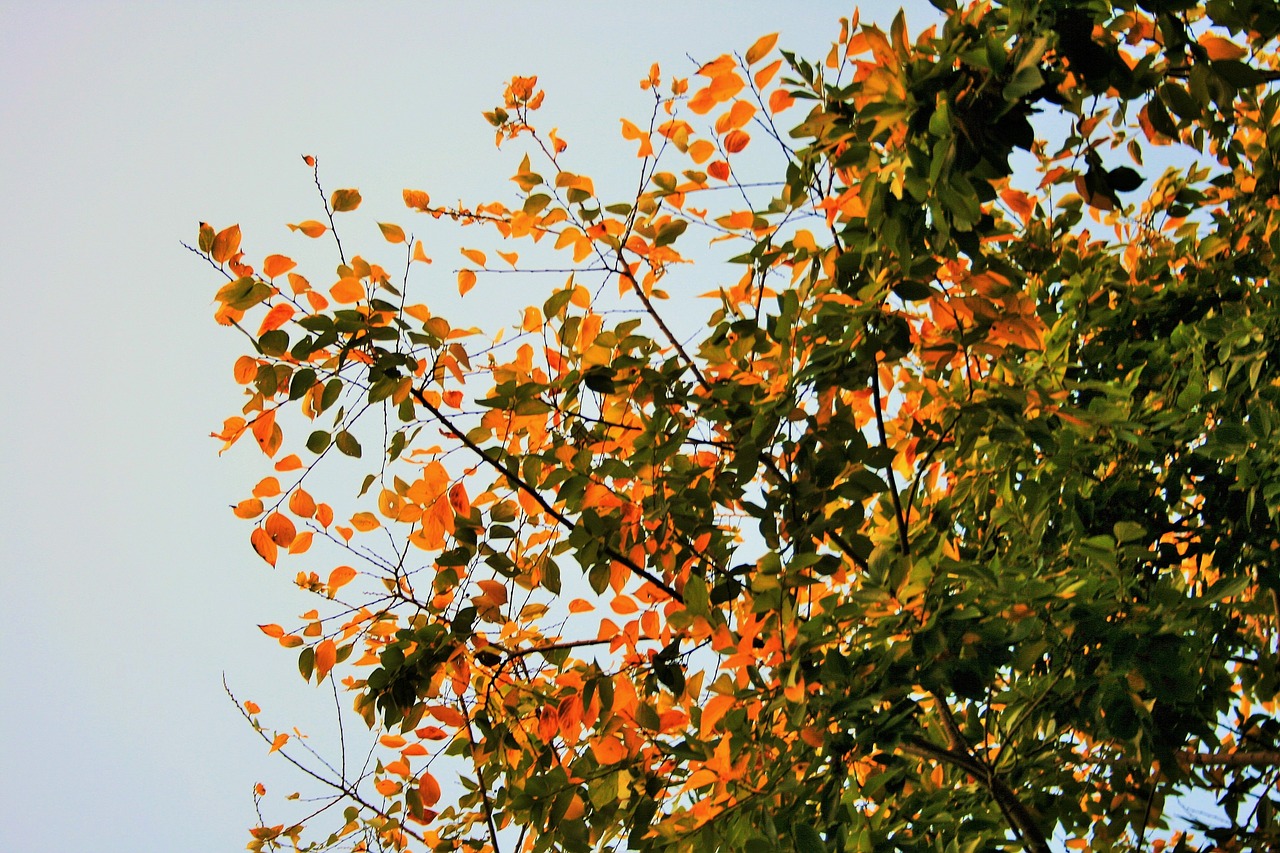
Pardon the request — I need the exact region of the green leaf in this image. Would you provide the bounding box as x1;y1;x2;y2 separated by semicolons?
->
306;431;331;454
335;430;362;458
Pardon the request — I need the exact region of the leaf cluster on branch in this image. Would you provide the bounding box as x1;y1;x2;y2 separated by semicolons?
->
198;0;1280;850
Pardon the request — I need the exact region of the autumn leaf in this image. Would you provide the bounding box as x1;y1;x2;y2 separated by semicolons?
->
211;224;242;264
288;221;327;238
620;118;654;158
327;565;356;593
378;222;406;244
745;32;779;65
314;639;337;680
262;254;297;278
330;188;362;212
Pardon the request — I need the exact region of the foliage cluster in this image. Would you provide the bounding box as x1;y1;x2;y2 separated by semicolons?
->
199;1;1280;850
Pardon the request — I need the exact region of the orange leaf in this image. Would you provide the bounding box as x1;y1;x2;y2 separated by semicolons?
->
211;225;242;264
380;734;407;748
378;222;406;244
314;639;337;680
700;694;736;735
723;130;750;153
403;189;431;210
413;241;431;263
768;88;794;114
448;482;471;516
610;595;639;614
258;623;286;638
374;779;402;797
568;598;595;613
287;531;313;554
416;725;448;740
253;477;282;498
591;736;627;765
475;579;508;606
328;565;357;592
745;32;779;65
315;503;334;528
234;498;265;519
350;512;380;532
265;512;297;547
244;700;261;714
288;220;327;238
257;303;295;335
418;772;442;807
262;254;296;278
329;277;365;304
1199;33;1247;62
708;160;731;181
458;269;477;296
278;634;303;647
427;705;466;727
460;248;487;267
715;100;756;134
251;527;278;566
233;356;258;384
688;139;715;164
289;489;316;518
754;58;782;89
269;733;289;753
274;454;303;472
620;118;654;158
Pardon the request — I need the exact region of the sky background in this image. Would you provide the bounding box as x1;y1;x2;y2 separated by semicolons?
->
0;2;946;850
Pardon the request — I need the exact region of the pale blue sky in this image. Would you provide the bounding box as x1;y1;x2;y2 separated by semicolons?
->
0;2;951;849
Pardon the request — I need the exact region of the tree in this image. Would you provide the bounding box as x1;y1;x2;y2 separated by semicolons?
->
198;1;1280;850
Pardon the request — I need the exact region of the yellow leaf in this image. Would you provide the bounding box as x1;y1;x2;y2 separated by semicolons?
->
412;240;431;263
745;32;778;65
378;222;406;243
288;220;327;238
460;248;487;267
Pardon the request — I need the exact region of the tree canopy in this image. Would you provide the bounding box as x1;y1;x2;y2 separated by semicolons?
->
199;0;1280;850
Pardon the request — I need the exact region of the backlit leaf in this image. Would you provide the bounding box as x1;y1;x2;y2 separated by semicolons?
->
330;188;362;212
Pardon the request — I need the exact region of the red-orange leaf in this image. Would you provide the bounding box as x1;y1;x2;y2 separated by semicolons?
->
314;639;337;680
1199;32;1247;61
418;772;442;807
723;130;751;153
257;303;295;335
265;512;296;547
251;527;278;566
274;454;303;472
